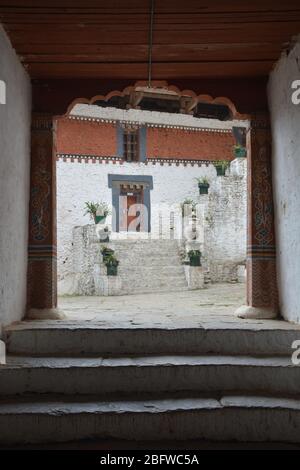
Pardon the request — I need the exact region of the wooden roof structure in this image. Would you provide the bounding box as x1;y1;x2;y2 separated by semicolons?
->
1;0;300;80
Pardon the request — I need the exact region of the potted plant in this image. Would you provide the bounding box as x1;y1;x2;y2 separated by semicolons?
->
100;246;115;263
233;145;247;158
104;254;119;276
213;160;230;176
195;177;210;195
84;201;110;224
188;249;202;266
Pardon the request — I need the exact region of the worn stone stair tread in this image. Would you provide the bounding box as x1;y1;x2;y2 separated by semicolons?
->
1;353;300;396
1;393;300;444
6;318;300;356
1;354;295;368
2;393;300;413
96;239;188;294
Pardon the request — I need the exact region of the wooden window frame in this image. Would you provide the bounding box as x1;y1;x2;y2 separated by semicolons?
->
123;128;139;162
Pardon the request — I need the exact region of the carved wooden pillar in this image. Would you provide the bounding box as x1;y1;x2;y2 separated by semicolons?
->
26;114;64;319
236;113;279;319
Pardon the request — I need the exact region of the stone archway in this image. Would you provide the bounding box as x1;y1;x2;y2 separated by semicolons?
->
26;83;278;320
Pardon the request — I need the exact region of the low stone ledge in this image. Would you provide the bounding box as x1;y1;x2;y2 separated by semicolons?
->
184;265;205;290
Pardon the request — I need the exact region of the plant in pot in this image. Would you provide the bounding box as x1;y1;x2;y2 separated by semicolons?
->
233;145;247;158
84;201;110;224
187;249;202;266
100;246;115;263
104;254;119;276
195;177;210;195
213;160;230;176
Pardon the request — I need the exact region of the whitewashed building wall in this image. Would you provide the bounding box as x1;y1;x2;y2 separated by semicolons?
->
57;157;247;294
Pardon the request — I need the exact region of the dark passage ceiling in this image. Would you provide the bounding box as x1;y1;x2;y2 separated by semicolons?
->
1;0;300;79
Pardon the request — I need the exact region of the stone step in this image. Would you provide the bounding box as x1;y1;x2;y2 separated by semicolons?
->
115;251;181;264
117;256;183;267
5;322;300;357
118;286;188;295
119;276;187;289
0;355;299;396
110;241;181;248
117;265;185;276
108;240;181;247
113;285;190;295
1;394;300;444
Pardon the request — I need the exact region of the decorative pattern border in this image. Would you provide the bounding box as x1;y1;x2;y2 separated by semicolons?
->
27;114;57;311
56;153;223;167
247;113;278;310
67;114;233;133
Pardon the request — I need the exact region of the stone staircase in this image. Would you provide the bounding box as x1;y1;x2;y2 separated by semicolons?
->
2;318;300;444
105;239;188;294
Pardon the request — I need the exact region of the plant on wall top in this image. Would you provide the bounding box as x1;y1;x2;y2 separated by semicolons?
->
195;176;209;185
84;201;110;224
195;176;210;195
233;145;247;158
187;249;202;266
213;160;230;176
103;253;119;276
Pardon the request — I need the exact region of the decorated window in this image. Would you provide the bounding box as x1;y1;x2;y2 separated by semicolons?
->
123;127;139;162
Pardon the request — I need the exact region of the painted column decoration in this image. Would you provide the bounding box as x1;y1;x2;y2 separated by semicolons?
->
27;114;64;319
236;113;278;319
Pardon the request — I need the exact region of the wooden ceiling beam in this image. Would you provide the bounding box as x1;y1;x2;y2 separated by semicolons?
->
26;60;274;79
7;25;300;45
4;21;300;32
2;12;300;23
0;0;299;13
0;1;298;79
20;49;280;64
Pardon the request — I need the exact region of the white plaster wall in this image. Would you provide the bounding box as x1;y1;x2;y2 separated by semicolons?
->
0;25;31;326
203;158;247;282
71;104;249;131
57;159;247;293
268;38;300;323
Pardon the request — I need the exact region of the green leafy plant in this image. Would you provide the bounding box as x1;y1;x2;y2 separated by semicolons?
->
100;246;114;262
213;160;230;176
84;201;110;224
103;254;119;267
103;253;119;276
195;176;210;194
233;145;247;158
195;177;209;185
188;250;201;258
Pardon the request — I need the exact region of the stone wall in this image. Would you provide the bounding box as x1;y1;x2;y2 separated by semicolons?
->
202;158;247;282
0;25;31;326
57;157;247;294
268;38;300;323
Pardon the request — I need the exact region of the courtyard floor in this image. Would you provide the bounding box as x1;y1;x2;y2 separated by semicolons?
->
58;283;247;327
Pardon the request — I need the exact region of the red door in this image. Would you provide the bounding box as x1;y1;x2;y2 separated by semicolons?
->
127;194;139;231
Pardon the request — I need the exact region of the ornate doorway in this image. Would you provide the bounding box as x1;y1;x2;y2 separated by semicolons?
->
120;186;144;232
26;83;278;320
